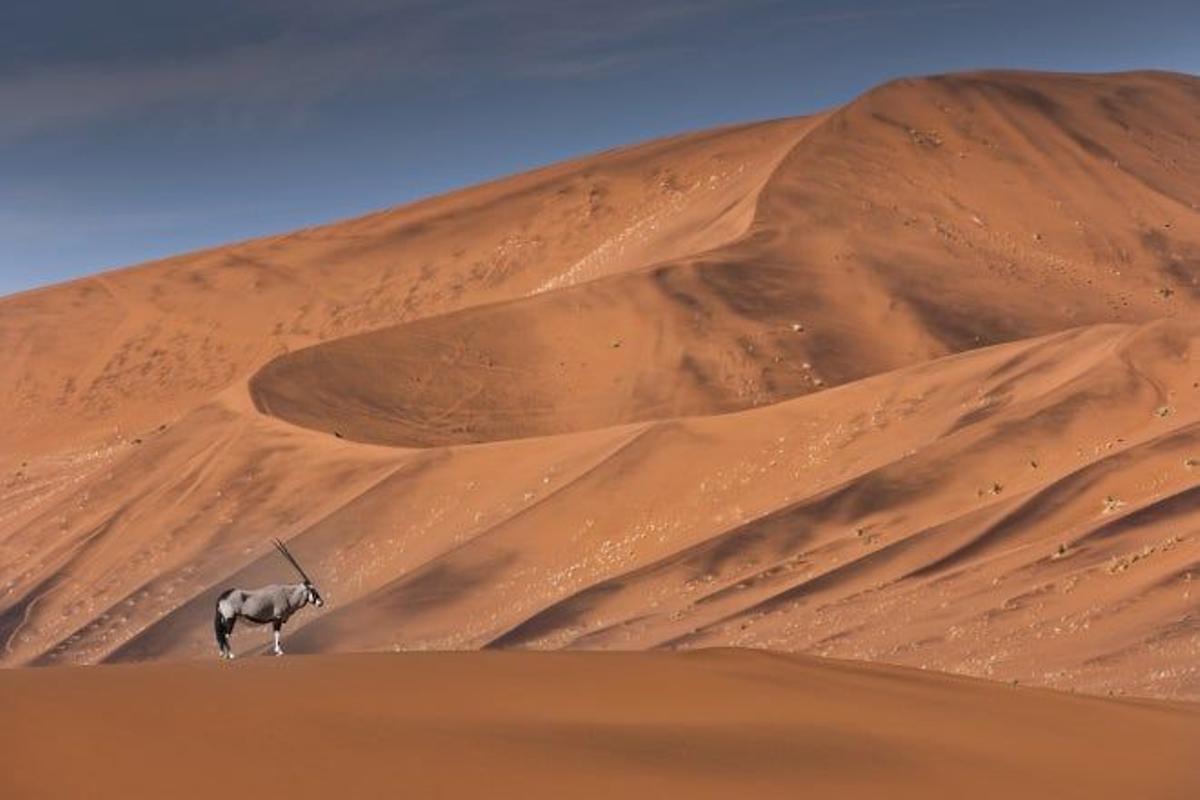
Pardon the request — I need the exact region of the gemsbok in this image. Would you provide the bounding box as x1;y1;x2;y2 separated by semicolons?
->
214;538;324;659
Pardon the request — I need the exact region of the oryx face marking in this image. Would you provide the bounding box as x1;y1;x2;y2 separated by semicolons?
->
213;539;325;659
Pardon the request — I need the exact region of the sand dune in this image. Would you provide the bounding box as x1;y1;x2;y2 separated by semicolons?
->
250;70;1200;446
3;650;1198;799
0;118;808;460
92;318;1200;700
3;69;1200;715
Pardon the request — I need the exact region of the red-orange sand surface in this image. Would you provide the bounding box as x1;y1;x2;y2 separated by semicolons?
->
2;650;1198;799
3;69;1200;796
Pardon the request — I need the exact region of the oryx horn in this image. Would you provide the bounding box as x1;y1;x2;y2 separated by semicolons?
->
272;537;312;584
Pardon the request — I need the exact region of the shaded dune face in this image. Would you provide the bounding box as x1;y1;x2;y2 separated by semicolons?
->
249;70;1200;447
2;70;1200;701
247;260;828;447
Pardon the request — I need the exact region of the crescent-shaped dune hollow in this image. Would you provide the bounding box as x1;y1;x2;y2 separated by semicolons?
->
2;67;1200;797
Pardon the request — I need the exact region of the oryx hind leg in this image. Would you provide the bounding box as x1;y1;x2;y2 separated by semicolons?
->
223;616;237;659
214;594;237;659
271;620;284;656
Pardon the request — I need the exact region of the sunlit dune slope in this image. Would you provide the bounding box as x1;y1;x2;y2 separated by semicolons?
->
2;70;1200;703
250;70;1200;446
2;651;1198;800
9;317;1197;699
0;118;808;459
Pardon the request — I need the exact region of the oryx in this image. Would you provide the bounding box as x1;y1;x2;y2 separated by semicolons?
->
214;538;324;659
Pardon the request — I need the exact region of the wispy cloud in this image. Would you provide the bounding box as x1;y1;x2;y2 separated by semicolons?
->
0;33;428;141
0;0;750;141
784;1;993;25
0;1;996;141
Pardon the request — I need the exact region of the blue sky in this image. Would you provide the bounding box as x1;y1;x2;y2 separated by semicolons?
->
2;0;1198;297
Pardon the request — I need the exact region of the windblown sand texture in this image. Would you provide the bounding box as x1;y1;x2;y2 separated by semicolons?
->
3;70;1200;711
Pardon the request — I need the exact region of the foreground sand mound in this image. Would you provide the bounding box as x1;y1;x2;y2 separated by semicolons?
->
2;651;1197;799
2;70;1200;704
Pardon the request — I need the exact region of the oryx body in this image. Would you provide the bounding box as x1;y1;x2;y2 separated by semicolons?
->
214;539;324;659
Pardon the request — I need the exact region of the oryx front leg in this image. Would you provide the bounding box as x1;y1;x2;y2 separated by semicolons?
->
271;620;284;656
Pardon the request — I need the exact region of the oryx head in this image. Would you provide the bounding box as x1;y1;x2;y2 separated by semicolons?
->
272;538;324;607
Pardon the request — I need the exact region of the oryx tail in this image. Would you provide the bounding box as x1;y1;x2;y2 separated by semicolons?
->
214;588;235;654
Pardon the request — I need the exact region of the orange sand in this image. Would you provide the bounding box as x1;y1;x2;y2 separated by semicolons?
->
2;70;1200;709
2;650;1198;799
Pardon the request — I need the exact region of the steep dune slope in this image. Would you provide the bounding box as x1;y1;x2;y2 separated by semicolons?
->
4;651;1198;800
0;119;808;460
250;70;1200;446
750;70;1200;351
103;319;1200;698
0;119;810;666
2;70;1200;703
